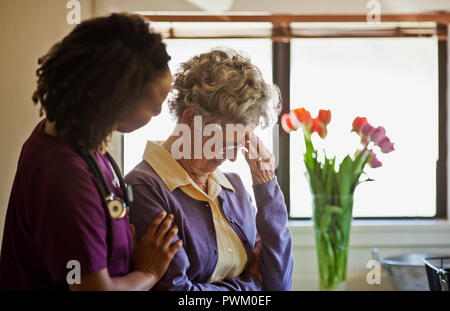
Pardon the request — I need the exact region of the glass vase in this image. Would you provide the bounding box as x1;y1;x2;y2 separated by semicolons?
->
312;194;353;291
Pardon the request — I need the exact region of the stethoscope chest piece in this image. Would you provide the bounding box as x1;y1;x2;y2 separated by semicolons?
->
106;194;127;219
73;144;132;220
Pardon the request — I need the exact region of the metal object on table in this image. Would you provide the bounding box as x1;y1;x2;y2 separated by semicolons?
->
423;257;450;291
371;248;430;291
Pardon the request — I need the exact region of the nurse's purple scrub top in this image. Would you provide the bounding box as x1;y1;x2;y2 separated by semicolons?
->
0;119;133;290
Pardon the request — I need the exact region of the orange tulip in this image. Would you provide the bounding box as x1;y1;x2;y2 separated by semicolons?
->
283;108;329;138
311;117;327;138
352;116;367;133
293;108;311;122
293;108;313;129
281;114;295;133
318;109;331;125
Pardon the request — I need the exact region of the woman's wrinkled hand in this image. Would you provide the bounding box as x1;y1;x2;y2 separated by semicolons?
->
242;132;276;185
130;211;183;281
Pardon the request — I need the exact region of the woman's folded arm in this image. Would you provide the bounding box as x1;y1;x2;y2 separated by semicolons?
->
154;246;263;291
252;178;294;291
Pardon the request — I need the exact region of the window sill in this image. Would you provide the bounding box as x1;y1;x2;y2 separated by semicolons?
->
288;219;450;248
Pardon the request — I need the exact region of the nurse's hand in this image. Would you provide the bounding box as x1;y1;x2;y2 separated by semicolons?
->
242;132;276;185
132;211;183;280
69;211;181;291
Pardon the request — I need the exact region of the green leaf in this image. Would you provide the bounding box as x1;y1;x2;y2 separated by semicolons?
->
337;155;354;197
351;152;371;192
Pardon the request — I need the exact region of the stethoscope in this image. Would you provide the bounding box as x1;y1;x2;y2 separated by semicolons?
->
73;144;133;220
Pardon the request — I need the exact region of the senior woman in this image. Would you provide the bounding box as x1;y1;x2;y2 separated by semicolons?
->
125;49;293;291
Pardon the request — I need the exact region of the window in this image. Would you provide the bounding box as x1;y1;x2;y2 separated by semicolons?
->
123;18;446;219
289;37;439;218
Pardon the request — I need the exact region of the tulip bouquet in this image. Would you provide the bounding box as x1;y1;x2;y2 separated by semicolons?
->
281;108;394;290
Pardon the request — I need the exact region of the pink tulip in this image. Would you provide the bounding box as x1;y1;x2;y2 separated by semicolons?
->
378;137;395;153
369;155;382;168
356;149;382;168
360;122;375;137
370;126;386;145
367;150;382;168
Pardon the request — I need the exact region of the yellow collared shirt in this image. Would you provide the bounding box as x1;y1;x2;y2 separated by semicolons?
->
142;141;248;283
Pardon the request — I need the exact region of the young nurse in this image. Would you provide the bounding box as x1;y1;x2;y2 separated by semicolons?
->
0;13;182;290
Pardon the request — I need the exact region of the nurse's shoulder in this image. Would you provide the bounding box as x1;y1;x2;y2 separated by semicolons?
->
16;119;105;219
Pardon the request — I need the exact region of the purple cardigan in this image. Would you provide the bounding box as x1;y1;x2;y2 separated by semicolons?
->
124;160;293;291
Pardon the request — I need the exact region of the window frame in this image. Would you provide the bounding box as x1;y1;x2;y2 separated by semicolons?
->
130;14;449;220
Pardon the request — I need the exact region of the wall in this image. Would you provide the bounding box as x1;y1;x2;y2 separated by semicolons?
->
0;0;94;246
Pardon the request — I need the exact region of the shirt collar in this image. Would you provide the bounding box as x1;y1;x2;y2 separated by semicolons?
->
142;141;235;193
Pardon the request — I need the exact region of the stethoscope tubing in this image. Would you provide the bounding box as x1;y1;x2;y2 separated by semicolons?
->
72;143;132;217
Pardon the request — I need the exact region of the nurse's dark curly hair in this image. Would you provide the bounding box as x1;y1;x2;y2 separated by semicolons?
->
32;13;170;151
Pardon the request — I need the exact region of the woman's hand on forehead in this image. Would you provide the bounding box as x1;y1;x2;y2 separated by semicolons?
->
242;132;276;185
